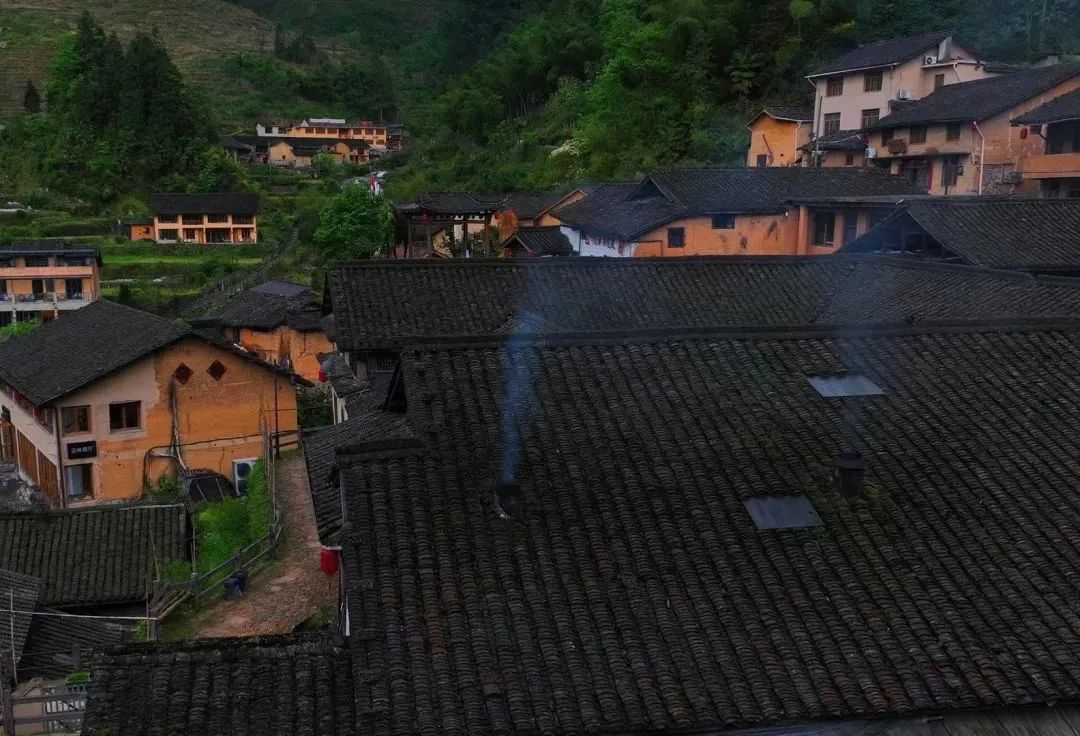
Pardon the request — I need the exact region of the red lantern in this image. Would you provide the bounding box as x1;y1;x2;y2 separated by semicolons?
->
1020;127;1029;140
318;369;328;383
320;548;339;576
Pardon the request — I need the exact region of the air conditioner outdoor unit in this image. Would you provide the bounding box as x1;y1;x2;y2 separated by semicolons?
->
1001;171;1023;184
896;89;911;100
865;147;878;159
232;458;258;496
923;55;938;65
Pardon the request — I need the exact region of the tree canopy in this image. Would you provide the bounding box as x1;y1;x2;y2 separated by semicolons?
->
313;185;396;260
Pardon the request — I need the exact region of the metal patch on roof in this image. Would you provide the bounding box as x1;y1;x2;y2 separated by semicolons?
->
808;374;884;397
744;496;824;530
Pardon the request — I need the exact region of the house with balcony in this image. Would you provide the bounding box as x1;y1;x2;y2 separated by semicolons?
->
148;193;259;244
745;106;813;167
1012;87;1080;197
258;118;405;153
0;241;101;327
805;29;997;146
861;62;1080;195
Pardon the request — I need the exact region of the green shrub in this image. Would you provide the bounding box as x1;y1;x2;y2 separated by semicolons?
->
38;217;112;237
66;671;91;686
195;497;252;573
246;460;272;541
148;473;182;501
161;559;193;583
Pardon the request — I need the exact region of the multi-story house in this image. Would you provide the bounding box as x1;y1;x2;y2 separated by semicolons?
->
745;106;813;167
0;300;299;504
148;193;259;244
806;30;997;143
258;118;406;153
1012;87;1080;197
862;63;1080;195
0;241;101;327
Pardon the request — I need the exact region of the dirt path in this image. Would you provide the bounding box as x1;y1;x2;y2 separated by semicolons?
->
189;453;336;638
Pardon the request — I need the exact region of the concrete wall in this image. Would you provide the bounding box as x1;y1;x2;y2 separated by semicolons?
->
747;116;811;167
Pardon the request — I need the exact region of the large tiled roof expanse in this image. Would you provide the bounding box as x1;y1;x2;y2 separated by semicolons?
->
0;300;190;405
0;504;188;607
867;62;1080;128
202;280;313;330
1013;87;1080;124
810;29;954;76
82;635;355;735
149;192;260;215
327;256;1080;350
337;325;1080;735
0;568;41;663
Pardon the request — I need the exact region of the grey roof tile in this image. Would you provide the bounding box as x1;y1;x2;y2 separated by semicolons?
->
810;29;955;76
1013;87;1080;124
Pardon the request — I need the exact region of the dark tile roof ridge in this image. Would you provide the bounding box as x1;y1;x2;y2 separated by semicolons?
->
808;28;955;76
0;502;187;521
93;632;348;660
1013;87;1080;123
390;317;1080;352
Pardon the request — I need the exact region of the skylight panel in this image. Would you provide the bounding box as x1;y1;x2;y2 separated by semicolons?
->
808;374;884;397
744;496;824;530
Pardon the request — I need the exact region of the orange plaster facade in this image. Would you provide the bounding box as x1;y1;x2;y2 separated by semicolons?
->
226;326;334;384
747;116;811;167
2;338;297;504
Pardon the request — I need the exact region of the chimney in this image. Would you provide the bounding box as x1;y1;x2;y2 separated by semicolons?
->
833;452;865;498
495;480;523;519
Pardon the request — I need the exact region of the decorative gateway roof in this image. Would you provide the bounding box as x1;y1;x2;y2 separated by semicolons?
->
865;62;1080;130
846;197;1080;272
149;192;260;216
0;504;188;607
81;635;356;735
330;322;1080;735
809;29;956;77
325;255;1080;351
553;168;922;240
1012;86;1080;124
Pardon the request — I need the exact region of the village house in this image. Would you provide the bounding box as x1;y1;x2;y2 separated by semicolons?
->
806;29;998;142
499;226;574;257
1012;87;1080;197
862;62;1080;194
745;106;813;167
257;118;405;153
147;193;260;244
267;136;370;167
0;241;101;327
549;167;922;256
845;196;1080;273
0;300;298;504
195;280;333;383
800;129;869;167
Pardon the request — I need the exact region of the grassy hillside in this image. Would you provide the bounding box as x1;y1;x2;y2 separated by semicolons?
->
0;0;282;118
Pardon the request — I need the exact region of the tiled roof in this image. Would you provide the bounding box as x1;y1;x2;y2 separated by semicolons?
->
757;105;814;122
0;504;188;607
201;281;313;331
82;634;355;735
809;29;955;76
326;255;1080;351
0;300;191;405
848;197;1080;271
503;226;574;256
271;136;370;153
554;169;921;239
0;568;41;664
2;240;101;258
149;192;260;216
867;62;1080;129
1012;87;1080;124
302;408;414;546
802;130;868;151
20;607;125;680
336;323;1080;735
415;192;508;215
501;193;565;219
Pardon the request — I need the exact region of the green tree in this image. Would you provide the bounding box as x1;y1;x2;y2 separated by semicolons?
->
313;186;395;261
311;152;343;181
22;81;41;114
190;148;253;193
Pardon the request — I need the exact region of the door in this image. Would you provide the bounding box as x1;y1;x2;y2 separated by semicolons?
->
65;464;93;500
842;213;859;245
65;278;83;300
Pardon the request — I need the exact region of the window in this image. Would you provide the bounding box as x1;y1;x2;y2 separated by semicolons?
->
62;405;91;435
66;464;93;500
207;214;229;223
946;122;962;141
861;108;880;129
183;229;199;241
881;129;894;146
208;360;228;381
826;77;844;96
864;71;883;92
712;214;736;230
109;401;141;432
909;125;927;144
174;363;193;384
756;153;769;167
159;229;179;242
65;278;84;299
233;215;254;225
0;280;6;297
182;214;203;225
823;113;841;135
24;255;49;267
808;374;884;397
941;155;962;189
812;212;836;246
158;214;178;223
845;153;856;166
667;227;686;248
934;73;945;90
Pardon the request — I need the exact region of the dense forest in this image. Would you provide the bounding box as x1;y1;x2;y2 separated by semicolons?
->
1;0;1077;205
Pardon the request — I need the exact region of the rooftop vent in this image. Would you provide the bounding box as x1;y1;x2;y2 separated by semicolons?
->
494;481;523;520
808;373;884;397
833;452;865;498
744;495;823;530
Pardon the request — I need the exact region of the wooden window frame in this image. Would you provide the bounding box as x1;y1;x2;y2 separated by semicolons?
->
909;125;927;144
826;77;844;97
61;405;92;436
812;212;836;247
863;71;883;92
946;122;962;141
823;113;841;135
667;227;686;249
109;401;142;432
711;214;736;230
860;108;880;129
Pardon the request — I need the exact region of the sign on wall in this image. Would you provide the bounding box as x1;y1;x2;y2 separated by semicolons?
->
67;441;97;460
